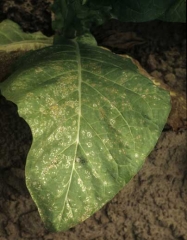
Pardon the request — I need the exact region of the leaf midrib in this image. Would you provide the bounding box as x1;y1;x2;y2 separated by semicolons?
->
58;41;82;227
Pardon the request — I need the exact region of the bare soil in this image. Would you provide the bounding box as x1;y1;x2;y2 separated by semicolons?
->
0;1;186;240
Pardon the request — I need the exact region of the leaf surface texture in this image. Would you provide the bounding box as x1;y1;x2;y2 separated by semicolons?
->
0;41;171;231
0;20;53;52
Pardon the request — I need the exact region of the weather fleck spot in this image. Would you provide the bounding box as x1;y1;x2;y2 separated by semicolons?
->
135;153;139;158
87;142;92;147
110;119;115;126
87;132;92;138
103;181;107;186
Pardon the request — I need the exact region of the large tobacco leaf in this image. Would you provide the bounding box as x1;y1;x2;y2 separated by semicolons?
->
0;20;53;52
0;41;171;231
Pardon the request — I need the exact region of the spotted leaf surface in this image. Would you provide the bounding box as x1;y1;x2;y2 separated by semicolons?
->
0;41;171;231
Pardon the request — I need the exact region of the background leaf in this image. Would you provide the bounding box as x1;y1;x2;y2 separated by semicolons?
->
0;20;53;52
51;0;186;38
159;0;186;22
51;0;113;38
110;0;177;22
0;41;171;231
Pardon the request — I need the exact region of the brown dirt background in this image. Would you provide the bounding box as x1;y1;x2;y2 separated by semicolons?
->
0;1;186;240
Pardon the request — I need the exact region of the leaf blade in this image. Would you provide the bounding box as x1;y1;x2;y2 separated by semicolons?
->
0;20;53;52
159;0;186;22
0;42;171;231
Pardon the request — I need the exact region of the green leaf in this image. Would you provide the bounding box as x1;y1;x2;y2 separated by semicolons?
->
53;33;97;46
51;0;112;38
0;20;53;52
75;33;98;45
51;0;186;38
159;0;186;22
0;41;171;231
110;0;177;22
79;0;186;22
